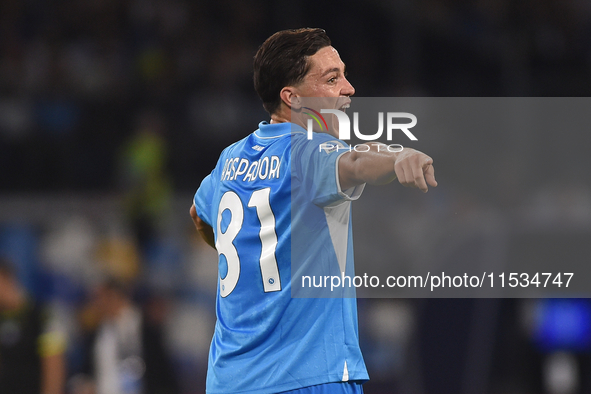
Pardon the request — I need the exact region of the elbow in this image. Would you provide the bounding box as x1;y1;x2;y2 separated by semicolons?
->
195;216;207;234
191;205;208;234
190;204;198;221
339;152;360;190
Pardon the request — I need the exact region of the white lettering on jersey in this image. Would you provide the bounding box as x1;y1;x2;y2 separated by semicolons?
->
221;155;281;182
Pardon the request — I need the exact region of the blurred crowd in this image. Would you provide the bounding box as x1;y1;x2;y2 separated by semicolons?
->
2;0;591;192
2;0;591;393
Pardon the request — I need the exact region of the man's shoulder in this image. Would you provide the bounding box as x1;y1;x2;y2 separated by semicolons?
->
220;123;297;156
221;132;256;154
291;131;349;155
214;123;350;164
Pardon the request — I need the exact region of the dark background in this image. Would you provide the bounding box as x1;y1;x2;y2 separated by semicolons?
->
2;0;591;393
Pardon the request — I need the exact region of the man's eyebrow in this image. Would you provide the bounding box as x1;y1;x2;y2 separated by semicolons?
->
320;66;345;78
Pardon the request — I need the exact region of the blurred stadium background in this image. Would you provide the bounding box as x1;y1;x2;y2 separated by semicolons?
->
2;0;591;393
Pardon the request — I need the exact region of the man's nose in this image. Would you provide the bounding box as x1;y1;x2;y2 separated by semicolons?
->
341;77;355;96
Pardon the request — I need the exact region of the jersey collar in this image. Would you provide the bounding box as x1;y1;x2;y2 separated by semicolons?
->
256;121;303;139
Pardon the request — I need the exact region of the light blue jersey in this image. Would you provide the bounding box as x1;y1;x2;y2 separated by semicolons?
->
194;121;368;394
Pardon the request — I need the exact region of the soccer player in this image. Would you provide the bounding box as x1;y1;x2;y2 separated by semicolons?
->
0;258;66;394
190;28;436;394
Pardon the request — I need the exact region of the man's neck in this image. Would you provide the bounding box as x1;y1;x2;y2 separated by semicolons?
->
270;113;289;124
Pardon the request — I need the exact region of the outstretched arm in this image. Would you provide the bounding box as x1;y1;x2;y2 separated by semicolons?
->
190;204;216;249
338;143;437;192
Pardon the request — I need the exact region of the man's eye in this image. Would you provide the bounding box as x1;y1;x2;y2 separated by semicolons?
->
328;77;337;83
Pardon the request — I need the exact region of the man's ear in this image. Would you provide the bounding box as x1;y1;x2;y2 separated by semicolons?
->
279;87;301;110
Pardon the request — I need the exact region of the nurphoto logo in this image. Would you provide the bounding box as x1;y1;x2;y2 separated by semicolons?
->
305;109;418;141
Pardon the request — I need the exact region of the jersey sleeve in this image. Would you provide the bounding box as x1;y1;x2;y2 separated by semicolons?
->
193;173;215;227
293;134;365;208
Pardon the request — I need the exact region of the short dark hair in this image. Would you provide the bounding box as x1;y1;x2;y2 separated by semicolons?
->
253;28;331;115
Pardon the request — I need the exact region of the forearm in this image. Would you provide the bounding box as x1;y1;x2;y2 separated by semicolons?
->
338;143;437;192
197;219;216;249
338;143;400;189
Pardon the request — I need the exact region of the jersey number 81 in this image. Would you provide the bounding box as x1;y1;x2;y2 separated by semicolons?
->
216;188;281;297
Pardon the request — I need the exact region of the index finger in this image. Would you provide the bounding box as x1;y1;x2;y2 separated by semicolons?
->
411;163;429;193
424;164;437;187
